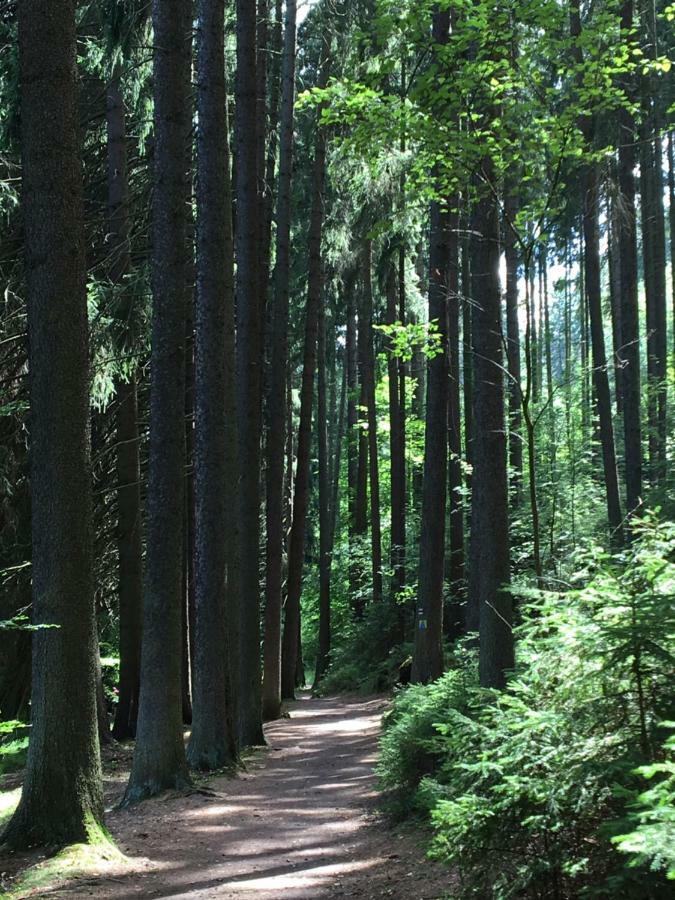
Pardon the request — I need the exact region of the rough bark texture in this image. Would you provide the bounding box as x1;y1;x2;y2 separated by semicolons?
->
124;0;191;803
280;60;329;700
361;241;383;606
314;300;332;686
386;272;406;606
504;190;523;501
411;192;449;685
570;0;624;542
411;9;451;684
616;20;642;517
112;376;143;741
235;0;265;747
106;66;143;743
187;0;238;770
446;201;465;633
467;169;513;689
262;0;297;722
4;0;104;847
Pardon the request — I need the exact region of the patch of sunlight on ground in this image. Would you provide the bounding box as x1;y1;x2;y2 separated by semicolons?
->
0;788;21;831
6;839;129;899
224;857;379;892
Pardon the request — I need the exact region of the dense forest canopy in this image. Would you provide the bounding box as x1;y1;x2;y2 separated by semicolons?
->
0;0;674;896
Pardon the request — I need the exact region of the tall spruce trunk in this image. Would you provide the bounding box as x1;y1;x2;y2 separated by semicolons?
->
639;0;667;482
616;14;642;517
262;0;297;721
125;0;192;802
411;8;451;683
362;240;383;605
107;66;143;743
235;0;265;747
4;0;104;846
570;0;624;543
446;201;465;632
314;300;332;685
280;59;329;700
584;183;624;542
386;272;406;606
187;0;238;770
467;169;513;689
411;190;449;684
504;190;523;502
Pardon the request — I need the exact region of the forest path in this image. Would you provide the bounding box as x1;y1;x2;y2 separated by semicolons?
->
45;694;451;899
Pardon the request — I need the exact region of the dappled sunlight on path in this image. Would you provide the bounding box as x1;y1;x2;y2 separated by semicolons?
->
44;695;451;899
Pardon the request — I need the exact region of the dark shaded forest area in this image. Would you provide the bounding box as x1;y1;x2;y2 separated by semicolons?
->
0;0;674;897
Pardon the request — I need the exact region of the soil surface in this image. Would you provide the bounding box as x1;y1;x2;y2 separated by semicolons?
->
2;694;453;899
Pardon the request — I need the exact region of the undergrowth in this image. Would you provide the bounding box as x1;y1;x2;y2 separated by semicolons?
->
377;516;675;898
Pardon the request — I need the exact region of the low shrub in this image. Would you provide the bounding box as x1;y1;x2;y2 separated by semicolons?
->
378;517;675;898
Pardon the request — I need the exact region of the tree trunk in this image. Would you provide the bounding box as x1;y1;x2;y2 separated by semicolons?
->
187;0;238;770
4;0;104;846
446;201;464;634
411;7;451;683
235;0;265;748
639;0;667;483
314;299;331;686
361;240;383;605
124;0;192;803
106;66;143;743
262;0;297;722
467;167;513;689
386;273;406;607
504;190;523;502
570;0;624;543
280;54;329;700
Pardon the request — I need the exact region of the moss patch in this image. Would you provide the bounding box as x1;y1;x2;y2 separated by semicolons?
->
2;837;128;899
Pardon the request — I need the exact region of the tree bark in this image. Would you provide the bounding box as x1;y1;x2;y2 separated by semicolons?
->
262;0;297;721
314;299;331;686
411;9;451;683
124;0;192;803
106;65;143;743
4;0;104;847
467;167;513;689
235;0;266;747
280;53;329;700
446;200;464;634
361;240;383;605
504;190;522;502
187;0;238;770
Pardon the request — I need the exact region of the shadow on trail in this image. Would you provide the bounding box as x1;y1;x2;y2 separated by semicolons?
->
46;695;451;899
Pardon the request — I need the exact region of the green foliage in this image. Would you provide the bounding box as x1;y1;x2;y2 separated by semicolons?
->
378;522;675;898
0;720;29;775
613;726;675;881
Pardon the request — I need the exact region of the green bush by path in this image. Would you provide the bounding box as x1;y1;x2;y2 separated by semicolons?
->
378;517;675;898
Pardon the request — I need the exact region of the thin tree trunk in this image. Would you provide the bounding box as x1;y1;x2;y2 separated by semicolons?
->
504;189;522;502
5;0;104;847
386;273;405;606
106;65;143;743
362;240;383;605
124;0;192;803
314;299;331;686
280;51;329;700
467;165;513;689
446;200;464;634
570;0;624;543
235;0;265;747
262;0;297;723
187;0;238;770
639;0;667;482
411;10;451;683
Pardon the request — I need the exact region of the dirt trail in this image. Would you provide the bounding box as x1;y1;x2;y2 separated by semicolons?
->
10;695;452;899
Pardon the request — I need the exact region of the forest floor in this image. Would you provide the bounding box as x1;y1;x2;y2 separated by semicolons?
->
0;694;453;899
